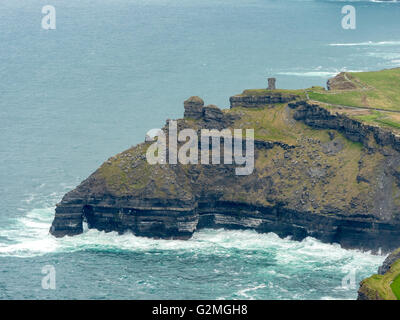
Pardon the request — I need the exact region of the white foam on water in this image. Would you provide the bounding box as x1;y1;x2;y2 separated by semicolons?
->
0;189;386;299
329;41;400;47
366;52;400;60
0;206;385;277
277;68;364;78
236;284;267;299
0;207;59;257
370;0;399;2
0;203;386;300
278;71;338;78
296;0;399;2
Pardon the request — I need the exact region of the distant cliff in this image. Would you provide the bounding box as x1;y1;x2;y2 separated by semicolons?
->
50;69;400;253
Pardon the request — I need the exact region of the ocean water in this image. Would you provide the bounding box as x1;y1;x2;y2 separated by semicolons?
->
1;0;399;299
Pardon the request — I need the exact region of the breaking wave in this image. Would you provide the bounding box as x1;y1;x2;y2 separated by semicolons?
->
329;41;400;47
321;0;399;3
0;205;385;271
277;67;364;78
277;71;338;77
0;190;385;299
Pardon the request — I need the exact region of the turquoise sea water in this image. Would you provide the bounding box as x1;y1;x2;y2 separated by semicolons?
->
1;0;399;299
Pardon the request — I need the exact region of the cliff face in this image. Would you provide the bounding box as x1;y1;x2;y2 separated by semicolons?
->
51;82;400;253
229;91;301;108
289;100;400;152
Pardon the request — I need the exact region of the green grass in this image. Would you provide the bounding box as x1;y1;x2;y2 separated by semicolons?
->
236;69;400;132
355;68;400;107
239;88;307;99
307;67;400;111
305;68;400;133
376;118;400;130
390;274;400;300
352;110;400;131
230;104;300;144
97;143;152;195
308;90;369;108
360;259;400;300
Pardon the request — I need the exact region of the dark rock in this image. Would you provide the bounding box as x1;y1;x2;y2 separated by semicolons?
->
321;139;344;155
230;92;299;109
203;104;223;122
378;248;400;275
288;100;400;152
327;72;357;91
184;96;204;119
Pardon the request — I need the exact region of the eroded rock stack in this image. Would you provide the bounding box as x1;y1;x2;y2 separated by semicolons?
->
183;96;204;119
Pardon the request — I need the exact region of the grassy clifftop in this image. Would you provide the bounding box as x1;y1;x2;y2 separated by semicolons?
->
239;88;307;99
308;68;400;111
359;248;400;300
307;68;400;133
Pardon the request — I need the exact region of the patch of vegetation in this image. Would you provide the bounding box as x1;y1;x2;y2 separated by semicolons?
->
239;88;307;99
376;118;400;130
230;104;299;144
355;68;400;107
97;143;152;195
390;274;400;300
360;259;400;300
351;110;400;131
308;90;370;108
227;101;380;213
307;68;400;112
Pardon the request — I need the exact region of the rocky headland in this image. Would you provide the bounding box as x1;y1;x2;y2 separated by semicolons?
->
51;68;400;255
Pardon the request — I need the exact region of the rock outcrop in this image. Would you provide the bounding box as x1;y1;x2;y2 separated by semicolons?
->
288;100;400;152
378;248;400;275
184;96;204;119
327;72;358;91
229;91;299;108
183;96;237;129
